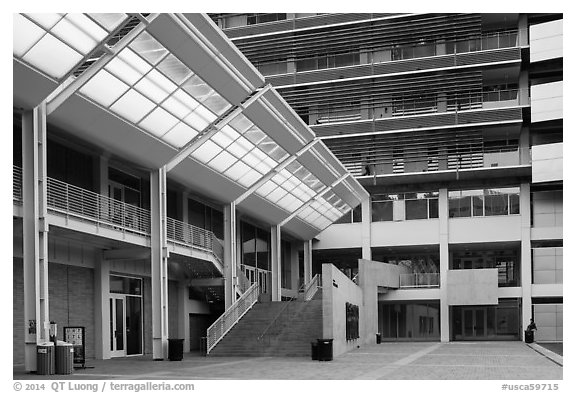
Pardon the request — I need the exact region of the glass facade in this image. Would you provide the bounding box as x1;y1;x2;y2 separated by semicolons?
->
372;191;439;222
449;187;520;218
334;204;362;224
451;299;520;340
372;249;440;274
379;302;440;341
450;246;520;287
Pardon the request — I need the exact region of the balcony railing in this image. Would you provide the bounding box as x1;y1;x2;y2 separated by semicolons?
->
314;88;527;125
257;29;524;77
14;166;224;262
47;177;151;236
13;165;22;204
399;273;440;288
206;282;260;354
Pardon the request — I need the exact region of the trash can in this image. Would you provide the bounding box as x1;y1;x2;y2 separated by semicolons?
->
55;342;74;375
524;330;534;344
317;339;333;361
376;333;382;344
310;341;319;360
200;337;207;356
36;342;55;375
168;338;184;361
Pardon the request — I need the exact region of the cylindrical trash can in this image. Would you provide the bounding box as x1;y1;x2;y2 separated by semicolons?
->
317;339;333;361
200;337;207;356
36;342;55;375
55;342;74;375
524;330;534;343
311;341;319;360
376;333;382;344
168;338;184;361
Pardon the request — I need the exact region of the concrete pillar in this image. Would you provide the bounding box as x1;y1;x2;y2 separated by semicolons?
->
520;183;533;338
438;188;450;342
361;199;372;260
223;202;237;308
94;255;111;359
150;167;169;359
303;239;313;284
519;126;531;165
290;241;300;290
22;104;50;372
518;14;529;46
270;225;282;301
178;281;189;353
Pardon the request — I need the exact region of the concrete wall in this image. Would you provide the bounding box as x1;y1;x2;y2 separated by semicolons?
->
532;190;563;229
532;143;562;183
315;223;362;249
371;219;440;247
446;269;498;305
531;81;563;123
322;264;364;357
533;247;562;284
357;259;411;347
448;216;521;243
533;304;562;342
530;19;563;63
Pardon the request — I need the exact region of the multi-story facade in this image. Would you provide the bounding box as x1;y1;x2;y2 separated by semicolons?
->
12;13;368;370
211;13;563;343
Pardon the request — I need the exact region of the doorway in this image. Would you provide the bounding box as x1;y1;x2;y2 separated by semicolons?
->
109;275;143;357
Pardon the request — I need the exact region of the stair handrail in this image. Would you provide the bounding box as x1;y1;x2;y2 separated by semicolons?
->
257;274;321;349
303;274;322;301
206;281;259;355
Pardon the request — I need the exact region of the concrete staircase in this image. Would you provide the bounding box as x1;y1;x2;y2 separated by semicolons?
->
209;293;323;357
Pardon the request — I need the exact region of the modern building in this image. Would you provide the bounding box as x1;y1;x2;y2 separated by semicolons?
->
13;12;563;371
12;13;368;371
210;13;563;345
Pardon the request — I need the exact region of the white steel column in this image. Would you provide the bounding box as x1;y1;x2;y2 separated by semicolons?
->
438;188;450;342
22;104;50;372
177;281;189;353
270;225;282;301
151;167;169;359
361;198;372;260
520;183;533;338
303;239;313;285
94;254;111;359
223;202;238;308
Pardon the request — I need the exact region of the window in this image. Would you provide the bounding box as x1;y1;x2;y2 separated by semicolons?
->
449;187;520;218
334;204;362;224
450;247;520;287
372;194;395;222
405;192;439;220
373;192;438;221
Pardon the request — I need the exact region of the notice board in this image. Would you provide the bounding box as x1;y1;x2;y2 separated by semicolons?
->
64;326;86;368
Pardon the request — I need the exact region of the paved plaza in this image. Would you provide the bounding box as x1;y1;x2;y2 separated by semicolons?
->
14;341;562;380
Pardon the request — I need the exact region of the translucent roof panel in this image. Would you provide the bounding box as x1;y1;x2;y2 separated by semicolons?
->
15;13;122;80
88;13;127;32
78;29;232;150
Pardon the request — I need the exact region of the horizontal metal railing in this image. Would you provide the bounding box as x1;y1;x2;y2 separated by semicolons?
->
14;166;224;262
13;165;22;203
166;216;213;251
47;177;151;236
206;282;260;354
399;273;440;288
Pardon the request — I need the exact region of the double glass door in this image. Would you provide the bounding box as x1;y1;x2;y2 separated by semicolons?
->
241;265;269;294
109;294;142;357
463;308;486;338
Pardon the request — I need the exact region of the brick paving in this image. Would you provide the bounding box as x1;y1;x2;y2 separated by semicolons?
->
13;341;562;380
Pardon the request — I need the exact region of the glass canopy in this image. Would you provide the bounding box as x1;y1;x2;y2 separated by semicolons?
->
14;13;363;232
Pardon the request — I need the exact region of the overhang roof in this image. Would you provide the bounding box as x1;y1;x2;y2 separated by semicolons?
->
13;13;368;240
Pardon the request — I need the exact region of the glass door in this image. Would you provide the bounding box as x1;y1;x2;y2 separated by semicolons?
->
109;295;126;357
462;307;487;339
